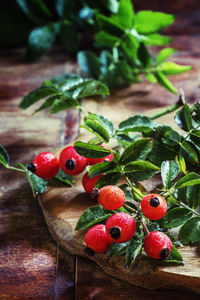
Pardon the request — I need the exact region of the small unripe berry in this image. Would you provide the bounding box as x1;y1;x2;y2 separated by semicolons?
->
141;193;167;220
82;172;103;195
85;224;111;253
88;145;113;165
97;185;126;210
106;212;136;243
59;146;88;175
27;152;59;180
144;231;172;260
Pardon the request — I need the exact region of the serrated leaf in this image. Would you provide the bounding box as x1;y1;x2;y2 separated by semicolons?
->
19;86;59;109
190;130;200;144
120;138;152;165
50;95;80;113
74;141;111;158
175;104;193;132
111;0;134;29
126;239;142;267
26;170;48;194
135;11;175;35
27;23;58;60
155;71;177;94
73;79;109;99
107;242;129;258
77;51;101;78
175;172;200;189
163;207;193;228
121;33;139;63
118;115;156;133
156;48;176;65
0;145;10;166
86;113;114;136
178;217;200;244
83;119;110;142
161;160;180;189
149;139;177;166
75;205;112;231
164;246;184;264
186;185;200;209
160;62;192;75
145;33;172;46
88;161;117;178
179;140;199;165
145;72;157;83
95;172;121;188
55;168;74;186
95;31;120;48
124;161;159;181
96;14;125;37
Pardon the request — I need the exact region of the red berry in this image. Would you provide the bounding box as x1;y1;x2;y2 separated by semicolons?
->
85;224;111;253
88;145;113;165
59;146;88;175
82;172;103;194
97;185;126;210
27;152;59;180
106;212;136;243
144;231;172;260
141;193;167;220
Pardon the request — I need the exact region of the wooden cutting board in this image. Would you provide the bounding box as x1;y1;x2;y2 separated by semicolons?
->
38;93;200;295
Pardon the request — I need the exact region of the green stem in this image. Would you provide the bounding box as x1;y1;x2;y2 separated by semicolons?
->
123;203;138;214
180;201;199;216
151;102;182;120
7;166;26;173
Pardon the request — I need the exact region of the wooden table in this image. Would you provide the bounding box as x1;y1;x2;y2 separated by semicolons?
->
1;2;200;299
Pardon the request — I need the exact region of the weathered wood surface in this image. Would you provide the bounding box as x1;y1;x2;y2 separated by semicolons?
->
1;3;200;299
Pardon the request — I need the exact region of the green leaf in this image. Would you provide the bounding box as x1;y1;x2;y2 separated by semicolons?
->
74;141;111;158
72;79;109;99
160;62;192;75
174;104;193;132
95;172;121;188
16;0;52;23
163;207;193;229
0;145;10;166
88;162;117;178
145;33;172;46
126;238;142;267
120;138;152;165
26;170;48;194
118;115;156;133
107;242;129;258
186;185;200;209
19;86;59;109
27;23;58;60
156;48;176;65
83;119;110;142
124;161;159;181
96;14;125;37
34;95;59;113
155;71;177;94
86;113;114;136
50;95;79;113
77;51;101;78
60;21;78;53
190;130;200;144
121;33;139;63
111;0;134;29
179;140;199;165
104;0;119;13
135;11;175;35
95;31;119;48
75;205;112;231
55;0;77;19
175;172;200;189
149;139;177;166
138;43;152;68
161;160;180;189
145;72;157;83
164;246;184;264
55;169;74;186
178;217;200;244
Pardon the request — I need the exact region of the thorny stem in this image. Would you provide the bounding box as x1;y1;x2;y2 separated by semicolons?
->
180;201;200;216
151;96;184;121
142;221;150;234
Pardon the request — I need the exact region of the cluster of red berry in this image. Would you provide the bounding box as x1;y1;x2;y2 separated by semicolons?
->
27;145;172;261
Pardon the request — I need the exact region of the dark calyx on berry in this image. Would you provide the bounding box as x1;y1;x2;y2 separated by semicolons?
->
109;227;121;239
160;247;170;259
65;159;75;170
85;247;95;256
27;163;36;173
91;187;100;199
150;197;160;207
